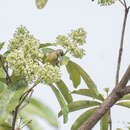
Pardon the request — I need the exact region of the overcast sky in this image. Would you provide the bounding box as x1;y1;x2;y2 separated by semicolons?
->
0;0;130;130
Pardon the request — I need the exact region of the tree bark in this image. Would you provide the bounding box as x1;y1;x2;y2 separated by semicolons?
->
79;65;130;130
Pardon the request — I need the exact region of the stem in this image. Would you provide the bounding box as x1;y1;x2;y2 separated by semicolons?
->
108;110;112;130
0;56;11;82
115;7;129;86
12;84;37;130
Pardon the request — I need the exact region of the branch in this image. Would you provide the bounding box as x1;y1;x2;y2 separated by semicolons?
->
19;83;38;101
120;85;130;95
122;0;127;8
0;55;11;82
11;84;36;130
79;65;130;130
118;0;126;7
115;6;129;86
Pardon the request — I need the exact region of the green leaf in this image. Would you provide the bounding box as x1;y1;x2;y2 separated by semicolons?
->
56;80;73;104
0;87;16;121
120;94;130;100
66;60;81;88
62;56;70;65
116;101;130;108
41;48;54;55
7;86;28;113
0;67;6;79
0;78;27;121
72;89;104;101
0;42;5;50
0;81;7;93
71;107;97;130
50;84;69;123
58;100;100;117
100;112;109;130
0;78;6;83
40;43;56;48
41;48;54;63
68;60;100;96
116;128;123;130
21;112;43;130
24;98;58;128
35;0;48;9
104;88;109;94
0;123;11;130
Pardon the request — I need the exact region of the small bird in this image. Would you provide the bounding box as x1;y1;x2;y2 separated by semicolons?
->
45;49;64;66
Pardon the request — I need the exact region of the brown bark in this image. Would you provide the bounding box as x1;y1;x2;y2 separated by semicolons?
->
79;65;130;130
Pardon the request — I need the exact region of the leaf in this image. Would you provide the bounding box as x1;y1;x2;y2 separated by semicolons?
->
56;80;73;104
0;81;8;93
0;67;6;79
35;0;48;9
21;112;43;130
66;60;81;88
0;87;16;121
0;123;11;130
0;42;5;50
68;60;100;96
120;94;130;100
24;98;58;128
72;89;104;101
116;101;130;108
50;84;69;123
116;128;123;130
40;43;56;48
41;48;54;55
7;86;28;113
0;78;27;121
104;88;109;94
71;107;97;130
58;100;100;117
100;112;109;130
41;48;54;63
62;56;70;65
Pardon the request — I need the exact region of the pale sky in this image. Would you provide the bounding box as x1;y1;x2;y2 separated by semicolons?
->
0;0;130;130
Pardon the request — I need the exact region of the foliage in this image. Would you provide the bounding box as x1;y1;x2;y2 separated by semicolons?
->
0;0;129;130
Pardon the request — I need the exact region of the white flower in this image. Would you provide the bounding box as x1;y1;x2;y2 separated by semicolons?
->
6;26;61;84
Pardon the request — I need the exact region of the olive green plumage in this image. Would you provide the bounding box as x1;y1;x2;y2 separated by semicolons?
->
45;49;64;66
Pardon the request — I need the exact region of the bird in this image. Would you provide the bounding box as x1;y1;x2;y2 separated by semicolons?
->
45;49;64;66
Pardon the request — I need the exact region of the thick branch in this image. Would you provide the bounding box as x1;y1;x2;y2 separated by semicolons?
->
79;65;130;130
120;86;130;95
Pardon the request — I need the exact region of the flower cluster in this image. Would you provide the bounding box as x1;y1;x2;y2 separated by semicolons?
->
6;26;61;84
38;63;61;84
98;0;115;6
56;28;86;59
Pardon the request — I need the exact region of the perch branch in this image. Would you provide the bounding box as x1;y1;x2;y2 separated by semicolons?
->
79;65;130;130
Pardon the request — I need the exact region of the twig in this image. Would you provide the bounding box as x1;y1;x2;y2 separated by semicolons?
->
115;6;129;86
19;89;34;111
118;0;125;7
11;84;37;130
0;55;11;82
123;0;127;8
19;83;38;101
